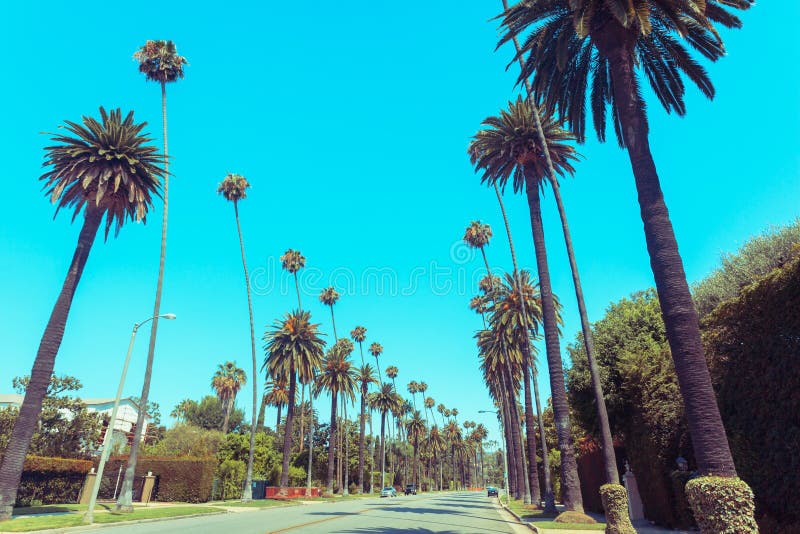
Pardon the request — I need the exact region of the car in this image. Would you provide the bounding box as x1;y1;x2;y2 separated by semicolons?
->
487;486;498;497
380;486;398;498
404;484;417;495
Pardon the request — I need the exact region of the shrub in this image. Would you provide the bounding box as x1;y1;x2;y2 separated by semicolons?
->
554;510;596;524
685;476;758;534
103;456;216;503
14;456;92;506
600;484;636;534
216;459;245;500
669;471;695;529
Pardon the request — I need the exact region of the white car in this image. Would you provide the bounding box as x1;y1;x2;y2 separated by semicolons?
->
380;486;398;497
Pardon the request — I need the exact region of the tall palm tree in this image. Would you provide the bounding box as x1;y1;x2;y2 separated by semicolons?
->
406;410;426;488
369;342;383;382
444;420;462;490
264;310;325;493
217;172;259;499
350;326;367;366
499;3;755;520
407;381;419;409
424;397;435;425
470;97;584;511
280;249;308;452
356;364;378;492
368;383;401;489
0;108;163;520
463;221;494;272
498;3;627;517
469;295;490;327
264;375;290;431
426;425;446;490
314;344;357;494
319;287;341;340
332;339;354;494
117;41;186;513
211;361;246;433
385;366;398;390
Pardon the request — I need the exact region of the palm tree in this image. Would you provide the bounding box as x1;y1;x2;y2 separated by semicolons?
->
424;397;435;425
407;381;419;409
368;383;401;489
470;97;584;511
369;343;384;382
406;410;426;488
426;425;447;490
0;108;163;520
117;41;187;513
314;344;357;494
264;310;325;493
217;172;259;499
499;2;755;520
332;339;354;494
356;364;378;492
469;295;490;327
264;375;290;431
211;361;246;433
280;249;308;451
171;399;194;421
385;366;398;390
463;221;494;272
350;326;367;366
256;379;272;431
319;287;341;340
497;3;627;518
444;420;462;490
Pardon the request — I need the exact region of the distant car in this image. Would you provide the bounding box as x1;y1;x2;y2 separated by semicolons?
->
380;487;398;498
404;484;417;496
487;486;498;497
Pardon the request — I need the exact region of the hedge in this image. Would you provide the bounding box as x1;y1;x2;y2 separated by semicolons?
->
103;456;216;503
702;252;800;532
15;455;92;506
685;476;758;534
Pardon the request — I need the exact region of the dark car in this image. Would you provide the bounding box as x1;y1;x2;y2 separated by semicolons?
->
404;484;417;495
487;486;498;497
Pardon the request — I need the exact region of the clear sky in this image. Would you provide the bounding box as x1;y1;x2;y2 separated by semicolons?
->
1;1;798;445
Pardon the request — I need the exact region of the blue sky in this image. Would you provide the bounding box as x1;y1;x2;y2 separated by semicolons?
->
1;1;798;445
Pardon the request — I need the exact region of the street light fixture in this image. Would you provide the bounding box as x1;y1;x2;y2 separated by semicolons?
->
479;409;510;506
84;313;176;524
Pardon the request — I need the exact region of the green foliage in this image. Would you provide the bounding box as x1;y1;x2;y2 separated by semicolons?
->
669;471;695;529
1;375;103;459
693;219;800;317
11;456;92;506
268;464;306;487
143;423;224;457
702;253;800;530
217;459;246;500
181;396;245;433
217;432;281;481
554;510;596;524
104;456;216;503
685;477;758;534
599;484;635;534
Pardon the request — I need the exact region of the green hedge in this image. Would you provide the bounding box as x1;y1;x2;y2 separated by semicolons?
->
104;456;216;503
15;456;92;506
685;476;758;534
702;253;800;531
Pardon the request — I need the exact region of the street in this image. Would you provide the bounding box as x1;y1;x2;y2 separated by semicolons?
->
91;492;528;534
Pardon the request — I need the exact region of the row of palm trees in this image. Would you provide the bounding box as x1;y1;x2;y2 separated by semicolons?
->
462;0;756;529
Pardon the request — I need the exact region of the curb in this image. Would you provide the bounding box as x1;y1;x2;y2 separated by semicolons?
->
500;501;539;533
2;510;229;534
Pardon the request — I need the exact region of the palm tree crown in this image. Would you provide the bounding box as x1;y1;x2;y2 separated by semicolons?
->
280;249;306;274
463;221;493;249
133;40;188;84
385;366;398;380
41;107;164;236
469;97;579;193
263;310;325;384
217;173;250;203
350;326;367;343
319;286;340;307
498;0;751;144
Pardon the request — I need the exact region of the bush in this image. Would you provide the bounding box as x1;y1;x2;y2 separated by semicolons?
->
554;510;596;524
216;459;245;500
685;476;758;534
104;456;216;503
14;456;92;506
600;484;635;534
669;471;695;529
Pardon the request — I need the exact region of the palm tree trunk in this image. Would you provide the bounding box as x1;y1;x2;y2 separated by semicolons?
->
327;390;338;494
305;387;315;495
279;367;297;492
343;401;350;495
606;43;737;478
276;403;282;432
337;397;344;492
299;385;305;453
329;305;338;341
380;412;387;488
531;365;556;512
499;385;517;498
368;408;374;493
523;173;583;512
116;79;170;513
0;208;103;520
521;355;542;505
222;397;231;434
358;385;367;492
230;201;258;500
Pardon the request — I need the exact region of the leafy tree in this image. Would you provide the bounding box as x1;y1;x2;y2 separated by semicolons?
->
129;396;161;426
182;396;245;433
0;107;163;521
143;423;225;458
211;362;246;434
119;40;187;513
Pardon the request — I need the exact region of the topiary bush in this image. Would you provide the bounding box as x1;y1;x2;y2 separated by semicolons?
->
554;510;597;524
14;456;92;506
599;484;636;534
685;476;758;534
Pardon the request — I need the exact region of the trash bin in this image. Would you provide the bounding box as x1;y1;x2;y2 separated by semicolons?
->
252;480;267;499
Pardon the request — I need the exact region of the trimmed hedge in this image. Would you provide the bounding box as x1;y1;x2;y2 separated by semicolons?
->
685;476;758;534
600;484;636;534
15;456;92;506
103;456;216;503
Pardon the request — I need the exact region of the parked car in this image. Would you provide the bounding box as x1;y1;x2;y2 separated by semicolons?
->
487;486;498;497
404;484;417;495
380;486;398;498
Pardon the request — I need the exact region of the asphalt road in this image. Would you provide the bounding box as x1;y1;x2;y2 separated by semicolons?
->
91;491;528;534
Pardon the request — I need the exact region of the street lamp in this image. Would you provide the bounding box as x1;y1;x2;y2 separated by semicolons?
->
479;409;510;506
84;313;176;524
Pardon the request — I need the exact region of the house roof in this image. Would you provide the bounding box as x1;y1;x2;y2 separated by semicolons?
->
0;395;141;412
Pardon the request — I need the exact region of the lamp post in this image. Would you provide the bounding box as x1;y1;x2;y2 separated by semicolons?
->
84;314;176;524
479;410;510;506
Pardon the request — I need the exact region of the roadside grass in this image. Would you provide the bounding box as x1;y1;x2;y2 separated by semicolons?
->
4;506;225;532
506;499;606;531
213;499;299;508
